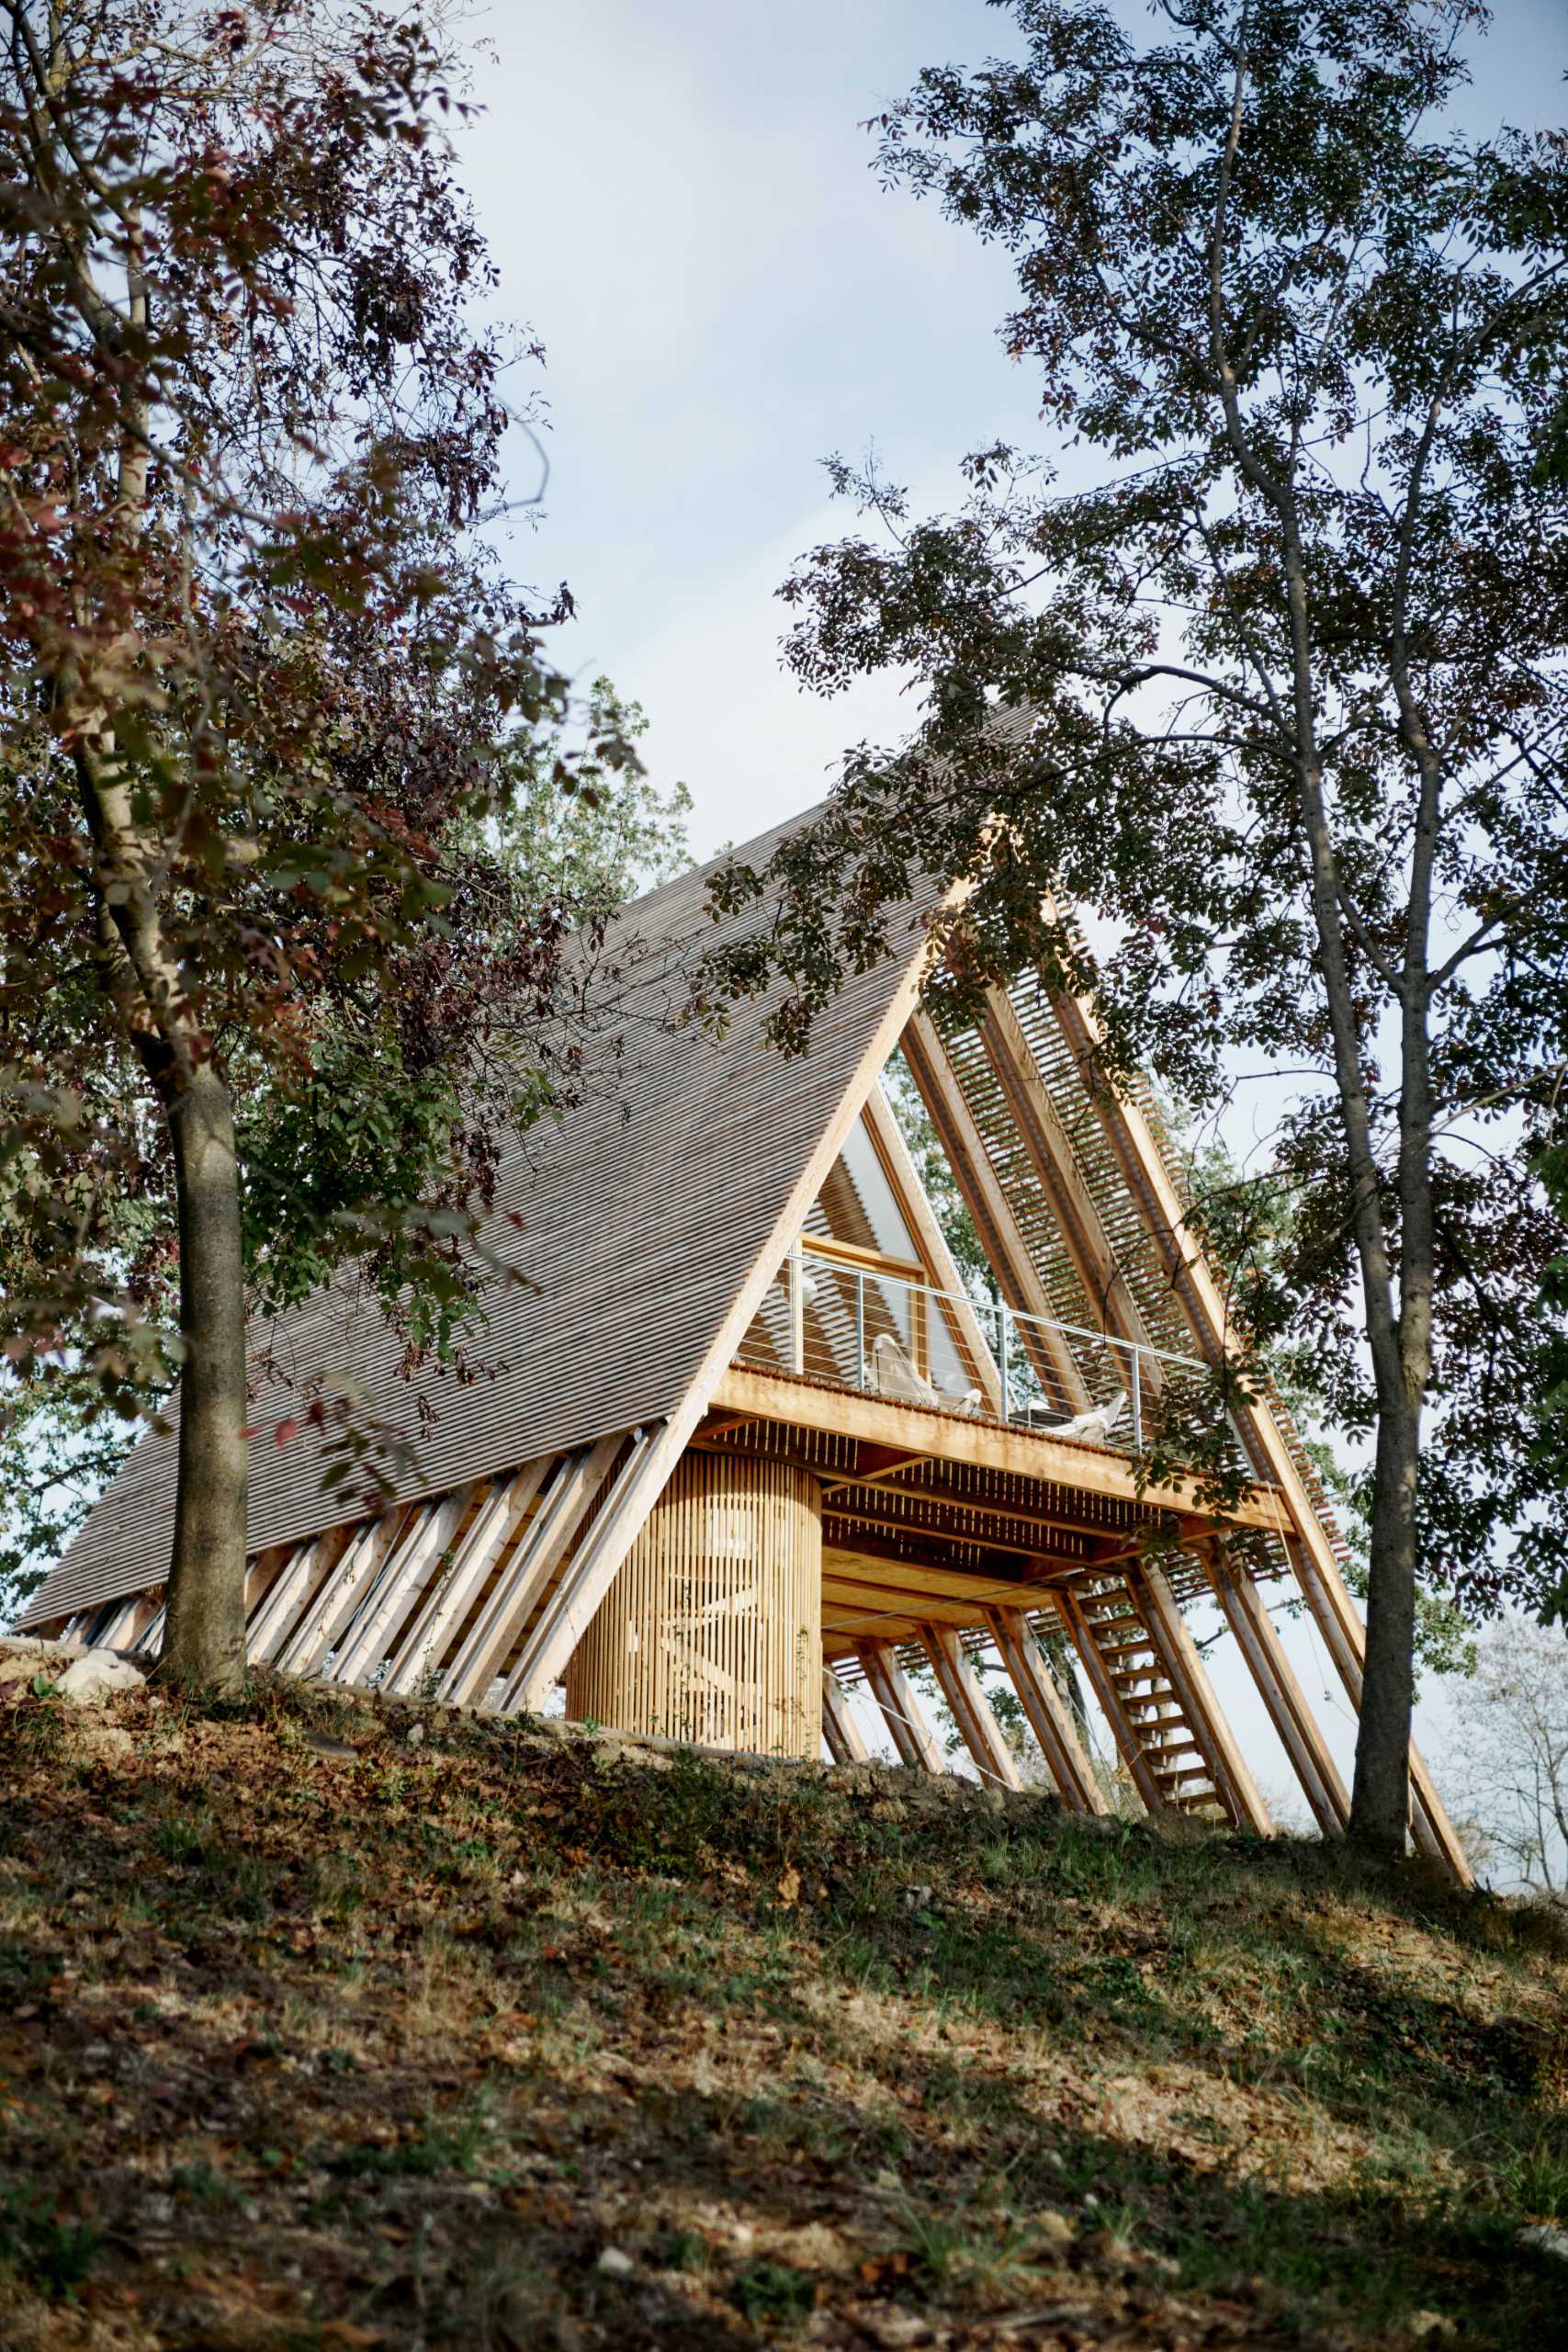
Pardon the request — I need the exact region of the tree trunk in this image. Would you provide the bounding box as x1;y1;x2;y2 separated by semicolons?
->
156;1059;250;1690
1348;1396;1421;1857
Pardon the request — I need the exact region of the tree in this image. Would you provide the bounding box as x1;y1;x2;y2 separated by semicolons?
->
0;2;649;1682
0;706;689;1629
705;0;1568;1855
1450;1616;1568;1901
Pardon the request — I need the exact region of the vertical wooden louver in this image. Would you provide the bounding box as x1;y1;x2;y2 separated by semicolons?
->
566;1452;822;1757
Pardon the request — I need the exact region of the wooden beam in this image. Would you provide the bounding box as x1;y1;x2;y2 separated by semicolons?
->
1200;1542;1348;1838
443;1437;623;1707
824;1547;1064;1610
919;1623;1023;1790
1051;1581;1169;1817
247;1526;353;1667
979;988;1157;1375
276;1506;412;1679
854;1638;945;1772
821;1449;934;1494
984;1606;1108;1816
383;1458;553;1697
712;1364;1288;1531
329;1492;470;1687
1122;1558;1272;1837
1044;972;1471;1883
821;1668;870;1764
825;1499;1075;1567
861;1082;1004;1413
903;1012;1091;1411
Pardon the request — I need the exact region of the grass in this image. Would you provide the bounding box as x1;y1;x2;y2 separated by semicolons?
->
0;1667;1563;2348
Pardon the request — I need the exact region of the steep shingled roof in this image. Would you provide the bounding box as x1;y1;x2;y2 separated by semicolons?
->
23;808;935;1625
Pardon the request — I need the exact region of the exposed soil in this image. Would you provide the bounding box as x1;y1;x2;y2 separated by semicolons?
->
2;1666;1564;2349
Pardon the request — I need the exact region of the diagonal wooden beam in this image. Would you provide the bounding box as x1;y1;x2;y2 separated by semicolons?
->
861;1082;1004;1412
444;1436;625;1708
854;1638;945;1772
1200;1540;1348;1838
821;1668;870;1764
903;1012;1090;1411
329;1492;470;1687
919;1623;1023;1789
383;1458;553;1697
984;1606;1108;1815
276;1506;412;1679
1122;1557;1273;1837
979;988;1157;1377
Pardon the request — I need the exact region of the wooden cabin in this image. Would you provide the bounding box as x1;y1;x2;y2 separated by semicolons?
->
17;809;1468;1879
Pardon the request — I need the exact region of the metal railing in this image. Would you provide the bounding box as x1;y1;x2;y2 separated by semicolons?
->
734;1238;1244;1465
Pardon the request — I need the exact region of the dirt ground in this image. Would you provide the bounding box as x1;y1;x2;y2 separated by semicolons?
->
2;1666;1565;2349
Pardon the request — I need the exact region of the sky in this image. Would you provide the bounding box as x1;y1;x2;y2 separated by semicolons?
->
452;3;1568;1850
457;0;1568;854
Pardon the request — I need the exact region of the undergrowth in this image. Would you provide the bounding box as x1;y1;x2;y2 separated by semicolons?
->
0;1668;1563;2350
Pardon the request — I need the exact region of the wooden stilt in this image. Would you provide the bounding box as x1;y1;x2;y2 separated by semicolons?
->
919;1623;1022;1789
1123;1557;1272;1835
329;1492;469;1687
983;1605;1108;1814
1201;1544;1349;1837
383;1460;552;1697
1052;1581;1169;1815
248;1531;350;1666
821;1667;870;1763
853;1638;945;1772
276;1507;412;1679
448;1435;625;1709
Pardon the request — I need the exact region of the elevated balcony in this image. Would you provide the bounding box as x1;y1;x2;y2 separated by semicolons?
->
735;1234;1246;1473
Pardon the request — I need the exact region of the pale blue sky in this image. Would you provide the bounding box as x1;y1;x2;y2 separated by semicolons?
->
456;2;1567;1847
458;0;1568;857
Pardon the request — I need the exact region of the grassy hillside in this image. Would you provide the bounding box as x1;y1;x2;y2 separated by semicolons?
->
2;1662;1565;2350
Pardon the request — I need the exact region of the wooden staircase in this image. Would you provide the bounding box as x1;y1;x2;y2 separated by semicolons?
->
1054;1575;1225;1819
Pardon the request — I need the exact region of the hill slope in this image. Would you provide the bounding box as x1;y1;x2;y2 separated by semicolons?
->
1;1662;1564;2350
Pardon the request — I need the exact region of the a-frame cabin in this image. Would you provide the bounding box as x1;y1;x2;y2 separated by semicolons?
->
18;809;1469;1881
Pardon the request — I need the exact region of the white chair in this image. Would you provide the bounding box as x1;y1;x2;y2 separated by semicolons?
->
1030;1388;1128;1445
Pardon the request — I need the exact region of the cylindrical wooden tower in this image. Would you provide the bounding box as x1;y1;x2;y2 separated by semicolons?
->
566;1450;822;1756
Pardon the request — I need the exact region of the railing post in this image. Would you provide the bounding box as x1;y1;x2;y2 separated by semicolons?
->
998;1300;1010;1423
1130;1342;1143;1452
855;1268;866;1390
789;1240;805;1374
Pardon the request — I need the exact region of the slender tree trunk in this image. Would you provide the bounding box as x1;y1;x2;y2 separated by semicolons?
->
157;1059;250;1689
1350;1396;1422;1855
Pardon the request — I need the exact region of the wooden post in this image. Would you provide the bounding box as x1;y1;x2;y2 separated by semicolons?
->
984;1606;1108;1815
329;1492;469;1688
1122;1557;1273;1837
1201;1543;1349;1837
821;1668;870;1764
383;1460;552;1697
919;1623;1023;1789
1051;1582;1169;1816
853;1638;945;1772
276;1506;412;1679
445;1436;624;1707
